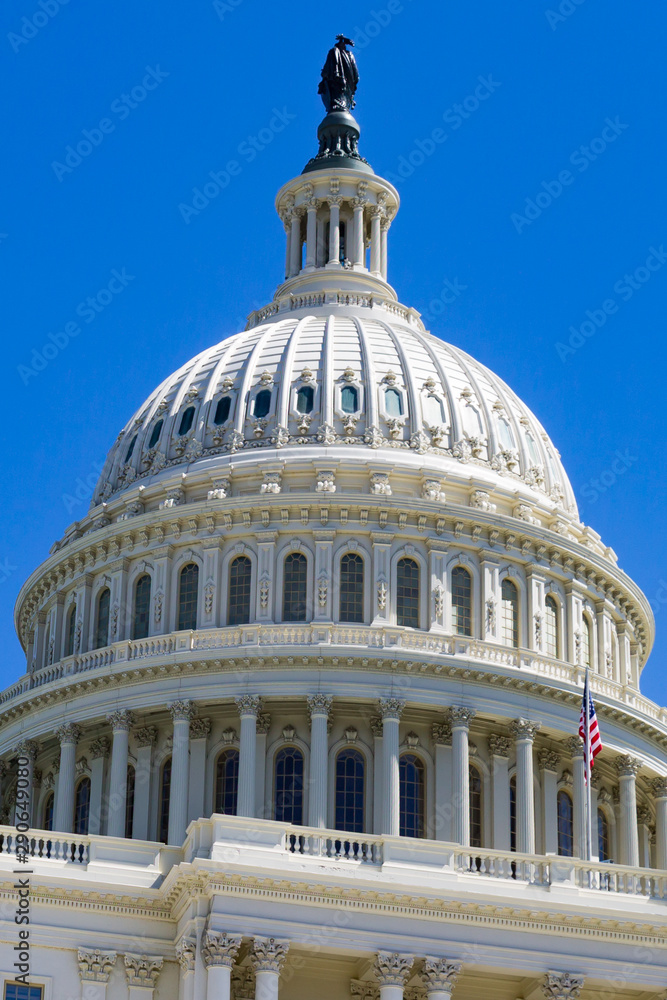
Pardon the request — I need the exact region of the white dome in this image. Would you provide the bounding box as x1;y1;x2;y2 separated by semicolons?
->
94;309;577;517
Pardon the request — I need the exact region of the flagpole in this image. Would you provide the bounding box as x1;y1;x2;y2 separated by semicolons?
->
584;667;593;868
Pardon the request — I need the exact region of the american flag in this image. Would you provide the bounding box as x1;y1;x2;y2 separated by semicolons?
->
579;669;602;780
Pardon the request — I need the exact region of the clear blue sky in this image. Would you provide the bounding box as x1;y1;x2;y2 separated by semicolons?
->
2;1;666;703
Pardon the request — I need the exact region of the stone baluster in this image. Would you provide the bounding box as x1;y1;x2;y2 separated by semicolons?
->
615;755;641;867
124;954;164;1000
132;727;157;841
54;723;81;833
236;695;262;818
176;937;196;1000
78;948;117;1000
251;937;289;1000
488;735;511;851
541;971;585;1000
421;957;462;1000
562;736;586;858
537;748;561;856
13;740;39;828
379;698;405;836
651;777;667;870
451;707;476;846
88;737;111;836
307;695;333;828
168;701;196;845
202;929;242;1000
509;719;540;854
106;710;134;839
374;951;414;1000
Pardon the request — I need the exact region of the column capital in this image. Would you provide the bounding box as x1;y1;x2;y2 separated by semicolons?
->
370;716;384;738
651;776;667;798
538;748;561;772
190;718;212;740
307;694;333;719
14;739;40;761
202;929;242;968
432;722;453;747
251;936;290;974
374;951;414;987
78;948;117;983
509;718;540;742
257;712;272;735
90;737;111;760
169;700;196;722
56;723;81;746
488;735;511;758
450;707;476;730
379;698;405;722
421;957;462;993
124;954;164;986
107;709;134;732
561;736;584;759
637;804;652;826
615;754;641;777
175;937;196;972
236;694;262;718
133;726;158;748
541;971;585;1000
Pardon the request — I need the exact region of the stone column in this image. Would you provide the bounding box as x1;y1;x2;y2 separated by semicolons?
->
509;719;540;854
637;805;652;867
54;723;80;833
176;938;196;1000
124;955;164;1000
188;718;211;825
374;952;414;1000
451;708;476;847
168;701;196;846
78;948;117;1000
380;219;389;280
327;198;341;265
615;755;641;867
352;199;365;266
236;695;262;818
538;749;561;856
283;217;291;279
289;211;302;276
488;735;511;851
251;937;289;1000
421;957;462;1000
370;716;383;835
305;202;318;269
379;698;404;836
307;695;332;828
0;761;8;823
432;722;452;842
202;930;242;1000
563;737;586;858
132;727;157;841
106;710;134;839
13;740;39;828
370;208;382;275
651;777;667;870
541;971;585;1000
88;737;111;836
256;713;271;819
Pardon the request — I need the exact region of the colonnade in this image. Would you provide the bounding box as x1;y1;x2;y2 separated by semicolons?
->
283;195;390;279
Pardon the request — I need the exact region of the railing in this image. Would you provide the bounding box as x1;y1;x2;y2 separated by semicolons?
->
285;830;383;864
245;292;425;331
0;829;89;864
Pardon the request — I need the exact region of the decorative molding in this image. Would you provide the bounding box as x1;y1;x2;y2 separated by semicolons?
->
169;700;197;722
509;718;541;742
449;706;476;729
537;748;561;772
124;953;164;986
374;951;414;987
541;971;585;1000
651;776;667;798
236;694;262;718
421;957;462;993
615;755;641;778
379;698;405;721
107;709;134;732
307;694;333;718
133;727;158;749
90;737;111;760
175;937;196;972
432;722;452;747
251;936;290;974
561;736;584;759
190;717;212;740
202;929;242;968
78;947;117;983
488;734;512;758
13;739;40;761
369;716;383;739
56;723;81;745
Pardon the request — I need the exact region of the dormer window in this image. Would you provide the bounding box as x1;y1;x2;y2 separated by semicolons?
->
148;419;163;449
254;389;272;418
179;407;195;436
214;396;232;425
296;385;314;414
385;387;403;417
341;385;358;413
125;435;137;462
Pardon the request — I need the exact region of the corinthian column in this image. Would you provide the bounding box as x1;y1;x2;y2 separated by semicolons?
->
615;755;641;866
78;949;117;1000
168;701;196;845
236;695;262;818
651;777;667;870
106;710;134;839
509;719;540;854
562;736;585;858
374;951;414;1000
176;937;196;1000
54;723;81;833
202;930;242;1000
251;937;289;1000
379;698;405;835
307;695;332;828
13;740;39;828
541;971;585;1000
451;707;476;846
421;957;462;1000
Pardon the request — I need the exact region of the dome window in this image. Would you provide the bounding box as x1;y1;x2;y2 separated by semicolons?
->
125;434;137;462
385;387;403;417
178;406;195;436
424;395;445;424
498;418;515;450
397;557;419;628
93;588;110;650
148;420;163;449
254;389;272;419
341;385;358;413
214;396;232;425
335;748;365;833
526;433;540;465
399;753;425;838
216;748;240;815
296;385;314;414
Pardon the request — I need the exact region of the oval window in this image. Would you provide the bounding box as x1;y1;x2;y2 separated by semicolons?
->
296;385;314;414
385;388;403;417
178;406;195;436
254;389;272;418
341;385;358;413
148;419;163;449
214;396;231;425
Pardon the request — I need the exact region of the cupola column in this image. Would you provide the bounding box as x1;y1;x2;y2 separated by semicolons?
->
615;755;641;867
370;208;382;276
327;196;341;265
168;700;196;845
651;778;667;869
106;710;134;839
202;929;241;1000
509;719;540;854
289;210;302;277
54;723;81;833
251;937;289;1000
352;198;365;266
307;695;332;828
380;218;389;280
451;708;475;847
236;695;262;817
305;201;318;269
374;952;414;1000
379;698;404;836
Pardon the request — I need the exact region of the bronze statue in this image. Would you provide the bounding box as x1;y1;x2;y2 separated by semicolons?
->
318;35;359;113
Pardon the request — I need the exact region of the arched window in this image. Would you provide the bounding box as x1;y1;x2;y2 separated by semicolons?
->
385;387;403;417
177;563;199;631
501;579;519;648
544;596;559;657
283;553;307;623
132;574;151;640
74;777;91;836
215;749;240;815
335;748;365;833
399;753;425;838
582;614;593;669
296;385;314;414
254;389;272;419
341;385;358;413
274;747;304;825
214;396;231;425
65;603;76;657
125;765;135;839
510;774;517;852
397;557;420;628
94;588;110;649
158;758;171;844
598;807;612;862
125;434;137;462
339;553;364;623
148;419;163;449
557;790;574;857
451;566;472;636
469;764;482;848
178;406;195;436
42;792;54;832
228;556;252;626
